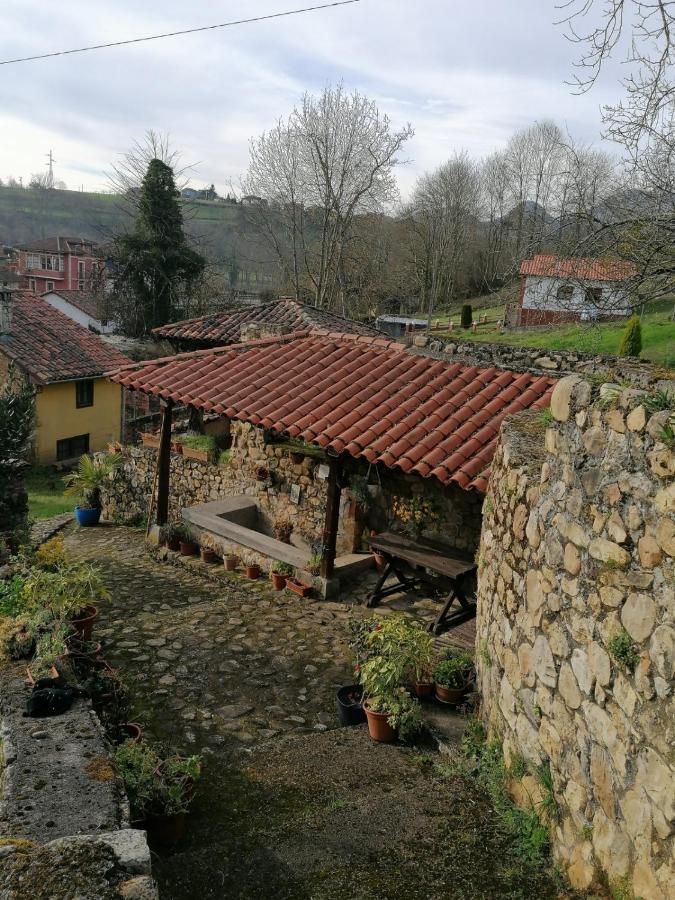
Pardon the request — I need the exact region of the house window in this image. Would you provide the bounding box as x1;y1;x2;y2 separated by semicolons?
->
46;281;54;292
78;281;85;291
56;433;89;461
76;379;94;408
585;287;603;306
28;278;36;291
556;284;574;304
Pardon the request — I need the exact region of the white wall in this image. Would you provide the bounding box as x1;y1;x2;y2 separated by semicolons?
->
523;276;631;318
42;292;115;334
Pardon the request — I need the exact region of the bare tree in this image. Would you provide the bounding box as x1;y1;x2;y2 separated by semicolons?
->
244;83;413;311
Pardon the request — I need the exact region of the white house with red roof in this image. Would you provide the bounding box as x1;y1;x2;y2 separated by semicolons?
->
41;288;115;334
517;254;636;326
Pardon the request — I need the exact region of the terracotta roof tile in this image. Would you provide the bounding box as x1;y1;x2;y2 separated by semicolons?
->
109;332;556;491
519;254;636;281
1;292;128;383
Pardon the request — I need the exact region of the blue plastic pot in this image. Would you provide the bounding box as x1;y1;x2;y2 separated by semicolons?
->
74;506;102;527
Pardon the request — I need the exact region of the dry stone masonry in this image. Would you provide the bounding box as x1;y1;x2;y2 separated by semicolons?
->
476;376;674;898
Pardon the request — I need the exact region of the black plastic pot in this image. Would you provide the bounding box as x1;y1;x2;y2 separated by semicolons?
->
336;684;366;726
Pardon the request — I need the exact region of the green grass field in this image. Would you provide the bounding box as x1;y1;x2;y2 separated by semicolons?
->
25;468;72;521
433;297;675;368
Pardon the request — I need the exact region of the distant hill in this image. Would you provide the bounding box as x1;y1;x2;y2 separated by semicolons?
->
0;185;280;293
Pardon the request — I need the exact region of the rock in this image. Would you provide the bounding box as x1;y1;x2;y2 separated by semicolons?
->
571;648;593;694
564;542;581;575
567;839;596;890
559;662;581;709
588;538;630;568
636;748;675;821
583;427;607;456
621;593;656;642
525;511;540;548
605;409;625;433
626;405;647;431
588;642;611;687
607;512;627;544
654;483;675;514
613;672;637;717
532;634;557;688
30;730;49;740
551;375;589;422
632;860;665;900
119;876;159;900
526;570;545;618
638;535;662;568
650;625;674;680
655;517;675;557
592;808;631;878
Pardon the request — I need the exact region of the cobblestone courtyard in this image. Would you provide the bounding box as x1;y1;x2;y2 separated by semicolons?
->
63;524;564;900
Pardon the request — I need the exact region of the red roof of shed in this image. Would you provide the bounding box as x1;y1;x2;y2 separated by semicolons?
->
520;254;636;281
108;331;555;491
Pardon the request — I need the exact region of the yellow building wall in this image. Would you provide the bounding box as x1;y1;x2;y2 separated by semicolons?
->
34;378;121;465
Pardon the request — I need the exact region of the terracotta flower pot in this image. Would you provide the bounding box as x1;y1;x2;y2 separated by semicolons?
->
435;682;468;704
179;541;198;556
412;681;434;699
70;605;99;642
118;722;144;744
245;564;260;579
271;572;287;590
200;548;218;564
224;556;239;571
171;441;183;455
286;578;311;598
363;702;396;743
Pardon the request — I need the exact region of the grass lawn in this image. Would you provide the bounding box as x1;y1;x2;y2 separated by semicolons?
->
25;467;72;520
434;297;675;368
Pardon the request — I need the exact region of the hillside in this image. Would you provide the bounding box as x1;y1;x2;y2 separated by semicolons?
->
0;185;279;292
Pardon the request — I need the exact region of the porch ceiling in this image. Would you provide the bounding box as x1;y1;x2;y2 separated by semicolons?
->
108;330;555;492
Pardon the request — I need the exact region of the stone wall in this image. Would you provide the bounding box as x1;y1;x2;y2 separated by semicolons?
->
476;377;674;898
101;421;485;564
414;334;664;385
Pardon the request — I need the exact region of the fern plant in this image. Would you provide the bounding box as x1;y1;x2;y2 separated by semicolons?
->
63;453;122;508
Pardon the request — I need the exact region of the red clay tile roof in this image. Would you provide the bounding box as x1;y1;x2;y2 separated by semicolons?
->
152;298;381;344
0;292;128;384
520;254;636;281
109;332;555;491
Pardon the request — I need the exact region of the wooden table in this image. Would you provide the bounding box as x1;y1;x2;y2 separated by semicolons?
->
367;531;477;634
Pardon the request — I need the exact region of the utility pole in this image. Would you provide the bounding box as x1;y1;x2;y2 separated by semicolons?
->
46;149;56;188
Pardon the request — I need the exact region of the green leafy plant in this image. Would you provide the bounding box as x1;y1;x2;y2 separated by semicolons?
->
607;630;640;672
307;552;322;575
660;423;675;447
114;742;202;819
618;315;642;357
218;449;231;465
642;388;673;412
348;473;371;509
365;688;422;743
172;522;194;543
63;453;122;509
271;560;294;576
433;651;474;689
537;408;554;427
0;575;26;618
176;432;217;460
356;614;435;686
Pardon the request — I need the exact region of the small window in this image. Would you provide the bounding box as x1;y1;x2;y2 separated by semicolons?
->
76;379;94;408
556;284;574;303
56;433;89;461
585;287;603;306
46;280;54;292
28;278;36;291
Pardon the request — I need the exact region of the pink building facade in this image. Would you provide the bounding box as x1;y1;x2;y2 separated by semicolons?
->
9;236;104;295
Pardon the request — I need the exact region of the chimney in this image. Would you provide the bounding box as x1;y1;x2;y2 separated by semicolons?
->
0;267;18;334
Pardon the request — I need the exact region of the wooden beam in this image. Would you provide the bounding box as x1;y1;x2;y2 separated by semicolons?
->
320;454;343;579
155;399;173;526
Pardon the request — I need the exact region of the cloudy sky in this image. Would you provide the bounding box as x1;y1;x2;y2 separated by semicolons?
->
0;0;626;198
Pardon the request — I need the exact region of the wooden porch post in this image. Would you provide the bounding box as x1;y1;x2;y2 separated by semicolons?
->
320;454;343;579
156;399;173;527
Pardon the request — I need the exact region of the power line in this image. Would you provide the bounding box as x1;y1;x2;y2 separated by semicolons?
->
0;1;362;66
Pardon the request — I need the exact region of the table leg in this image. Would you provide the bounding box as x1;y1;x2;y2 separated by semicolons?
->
366;561;393;608
429;590;456;634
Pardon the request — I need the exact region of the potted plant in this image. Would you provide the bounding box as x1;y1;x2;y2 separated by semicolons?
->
199;534;220;564
223;552;239;572
368;530;387;573
285;576;311;597
433;650;474;704
270;560;293;590
174;523;198;556
159;523;181;552
255;466;268;482
273;516;293;543
336;684;366;726
114;742;202;845
307;552;322;576
141;432;160;450
63;453;123;527
243;555;260;579
177;433;216;463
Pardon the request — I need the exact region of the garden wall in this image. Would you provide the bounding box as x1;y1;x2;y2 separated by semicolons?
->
415;334;663;385
476;377;674;898
101;421;484;562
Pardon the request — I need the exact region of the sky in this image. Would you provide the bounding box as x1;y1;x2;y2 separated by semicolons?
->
0;0;628;199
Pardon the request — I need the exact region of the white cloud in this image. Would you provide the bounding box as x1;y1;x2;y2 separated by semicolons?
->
0;0;626;198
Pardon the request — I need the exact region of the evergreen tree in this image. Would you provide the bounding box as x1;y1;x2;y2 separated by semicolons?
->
618;315;642;358
115;159;205;335
460;304;473;329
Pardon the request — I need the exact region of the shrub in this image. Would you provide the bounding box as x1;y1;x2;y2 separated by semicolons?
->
607;630;640;672
63;453;122;508
460;304;473;329
618;315;642;357
272;560;294;576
